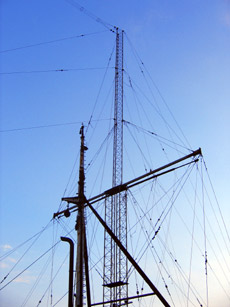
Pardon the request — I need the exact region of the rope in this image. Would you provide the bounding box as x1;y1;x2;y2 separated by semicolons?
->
21;254;52;307
65;0;115;31
86;45;115;134
187;165;198;306
0;118;111;133
0;30;110;53
0;221;52;284
124;120;191;152
0;221;52;261
201;162;209;306
0;67;113;75
203;159;230;250
36;253;69;306
124;32;191;150
0;240;60;291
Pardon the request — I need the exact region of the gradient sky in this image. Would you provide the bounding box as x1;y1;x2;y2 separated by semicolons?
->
0;1;230;306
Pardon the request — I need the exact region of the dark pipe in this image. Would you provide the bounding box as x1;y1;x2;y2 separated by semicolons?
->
61;236;74;307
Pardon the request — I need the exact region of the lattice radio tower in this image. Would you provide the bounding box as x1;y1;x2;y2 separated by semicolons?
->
103;28;128;305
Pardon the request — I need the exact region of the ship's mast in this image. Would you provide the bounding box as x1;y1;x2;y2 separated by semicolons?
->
75;125;90;307
103;28;128;305
59;125;91;307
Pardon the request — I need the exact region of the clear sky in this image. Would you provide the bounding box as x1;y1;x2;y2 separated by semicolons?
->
0;1;230;306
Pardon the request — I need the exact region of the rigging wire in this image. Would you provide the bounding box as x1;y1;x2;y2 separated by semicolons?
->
155;188;177;305
173;252;206;307
1;229;46;284
0;220;52;285
203;159;230;251
164;250;205;307
141;70;191;153
52;290;68;307
0;118;112;133
0;219;73;289
85;43;115;134
152;182;187;306
124;46;186;159
124;32;191;149
0;220;52;261
158;156;230;303
124;66;178;170
64;0;115;31
21;253;52;307
171;188;230;300
187;165;198;306
176;167;229;304
0;67;113;75
193;165;230;279
0;239;60;291
124;120;191;153
56;219;76;243
126;163;190;275
126;160;198;248
0;30;110;53
86;203;108;290
204;261;230;301
86;127;113;173
127;213;139;298
125;123;152;170
131;162;195;264
179;160;230;282
128;190;173;305
155;230;206;307
127;163;206;306
36;253;69;306
62;151;81;204
49;219;58;306
124;70;188;150
124;70;154;169
87;205;103;264
98;121;113;194
0;221;77;304
201;162;209;306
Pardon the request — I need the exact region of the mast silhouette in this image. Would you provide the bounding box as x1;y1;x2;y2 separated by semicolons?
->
62;125;91;307
53;29;203;307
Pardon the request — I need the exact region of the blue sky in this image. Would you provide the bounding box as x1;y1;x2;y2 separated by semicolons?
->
0;1;230;306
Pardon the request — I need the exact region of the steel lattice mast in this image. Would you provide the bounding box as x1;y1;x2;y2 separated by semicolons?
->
103;28;128;305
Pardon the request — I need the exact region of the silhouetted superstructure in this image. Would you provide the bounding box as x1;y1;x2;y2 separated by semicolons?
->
53;28;202;307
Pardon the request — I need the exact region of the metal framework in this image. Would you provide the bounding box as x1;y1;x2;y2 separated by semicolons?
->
103;28;128;305
52;27;203;307
54;141;201;307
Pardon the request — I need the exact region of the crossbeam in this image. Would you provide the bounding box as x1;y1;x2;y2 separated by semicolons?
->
91;292;155;306
53;148;201;219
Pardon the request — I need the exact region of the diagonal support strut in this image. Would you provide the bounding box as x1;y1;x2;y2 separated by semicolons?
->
85;198;171;307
